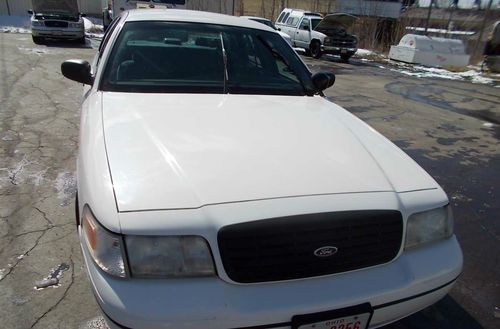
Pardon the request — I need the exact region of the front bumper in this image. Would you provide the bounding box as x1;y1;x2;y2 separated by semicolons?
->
322;46;357;56
80;229;462;329
32;27;84;39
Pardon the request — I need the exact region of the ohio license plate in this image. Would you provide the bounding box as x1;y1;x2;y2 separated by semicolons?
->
297;313;370;329
292;303;372;329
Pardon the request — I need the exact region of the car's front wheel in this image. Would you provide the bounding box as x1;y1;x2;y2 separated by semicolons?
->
32;36;44;45
310;41;322;59
341;54;352;63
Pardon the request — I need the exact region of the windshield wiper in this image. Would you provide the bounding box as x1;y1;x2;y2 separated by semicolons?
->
219;32;228;94
256;34;306;92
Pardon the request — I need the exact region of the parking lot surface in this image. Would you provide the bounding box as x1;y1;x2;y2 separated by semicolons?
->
0;33;498;329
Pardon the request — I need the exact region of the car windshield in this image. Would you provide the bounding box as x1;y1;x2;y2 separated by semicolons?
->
100;21;313;95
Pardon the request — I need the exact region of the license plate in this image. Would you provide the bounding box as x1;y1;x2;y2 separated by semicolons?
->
341;49;347;54
292;303;372;329
53;31;62;35
297;313;370;329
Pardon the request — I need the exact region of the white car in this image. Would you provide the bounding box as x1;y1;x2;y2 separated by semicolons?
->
62;9;462;329
241;16;293;45
29;0;85;44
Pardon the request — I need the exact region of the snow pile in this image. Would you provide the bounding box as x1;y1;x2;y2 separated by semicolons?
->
356;49;375;57
1;26;31;33
83;17;104;39
390;64;499;85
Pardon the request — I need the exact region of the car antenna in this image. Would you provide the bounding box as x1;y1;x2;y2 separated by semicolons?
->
219;32;228;94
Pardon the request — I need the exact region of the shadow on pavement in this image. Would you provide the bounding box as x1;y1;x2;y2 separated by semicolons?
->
38;38;93;49
385;296;484;329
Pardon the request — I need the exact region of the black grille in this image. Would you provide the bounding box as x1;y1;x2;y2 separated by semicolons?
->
325;38;356;48
218;210;403;283
44;20;68;28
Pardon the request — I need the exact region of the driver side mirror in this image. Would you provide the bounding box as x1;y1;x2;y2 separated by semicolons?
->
312;71;335;92
61;59;94;85
27;10;33;15
302;25;310;31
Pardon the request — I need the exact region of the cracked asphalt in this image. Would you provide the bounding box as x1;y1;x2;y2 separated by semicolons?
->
0;33;498;329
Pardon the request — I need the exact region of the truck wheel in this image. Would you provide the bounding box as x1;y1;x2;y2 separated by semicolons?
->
78;37;86;45
310;41;322;59
341;54;351;63
32;36;44;45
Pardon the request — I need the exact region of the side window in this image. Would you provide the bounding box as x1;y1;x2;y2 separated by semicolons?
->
277;12;285;23
299;18;310;30
282;13;290;25
287;16;300;27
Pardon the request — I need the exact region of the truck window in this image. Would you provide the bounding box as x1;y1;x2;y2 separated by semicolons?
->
277;12;285;23
299;18;310;30
286;16;300;27
281;13;290;24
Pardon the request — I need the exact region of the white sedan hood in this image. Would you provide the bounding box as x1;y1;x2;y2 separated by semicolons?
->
101;93;436;212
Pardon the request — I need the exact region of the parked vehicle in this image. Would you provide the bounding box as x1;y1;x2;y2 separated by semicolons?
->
241;16;292;45
62;9;462;329
103;0;187;29
29;0;85;44
276;8;358;61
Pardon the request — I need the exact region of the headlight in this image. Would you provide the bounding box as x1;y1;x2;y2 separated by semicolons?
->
405;205;454;249
125;236;215;278
32;21;44;27
82;206;126;277
69;22;82;28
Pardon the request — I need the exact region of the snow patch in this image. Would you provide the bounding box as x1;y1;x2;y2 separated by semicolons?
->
356;49;374;57
0;268;5;280
0;156;49;187
389;63;498;85
18;46;50;56
1;26;31;34
55;171;76;206
81;316;110;329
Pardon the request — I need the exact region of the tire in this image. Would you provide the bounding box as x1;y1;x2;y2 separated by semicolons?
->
75;193;80;226
310;41;322;59
341;54;351;63
78;37;86;45
32;36;44;45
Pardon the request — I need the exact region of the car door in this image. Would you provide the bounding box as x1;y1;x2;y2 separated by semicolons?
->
295;17;311;49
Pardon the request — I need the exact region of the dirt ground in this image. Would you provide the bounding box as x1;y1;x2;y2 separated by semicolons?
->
0;32;498;329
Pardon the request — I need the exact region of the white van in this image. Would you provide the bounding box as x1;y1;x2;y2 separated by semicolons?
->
276;8;358;61
29;0;85;44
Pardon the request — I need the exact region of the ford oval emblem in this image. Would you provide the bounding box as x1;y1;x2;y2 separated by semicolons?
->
314;246;338;257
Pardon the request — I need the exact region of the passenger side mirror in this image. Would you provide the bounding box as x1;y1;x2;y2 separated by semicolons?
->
27;10;33;15
312;71;335;92
61;59;94;85
80;13;87;17
302;25;309;31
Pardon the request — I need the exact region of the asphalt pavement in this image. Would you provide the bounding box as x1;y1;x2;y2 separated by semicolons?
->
0;33;498;329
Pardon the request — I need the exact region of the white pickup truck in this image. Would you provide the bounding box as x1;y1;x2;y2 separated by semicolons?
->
276;9;358;61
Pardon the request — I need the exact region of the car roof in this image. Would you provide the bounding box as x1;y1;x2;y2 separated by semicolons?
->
125;9;275;32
